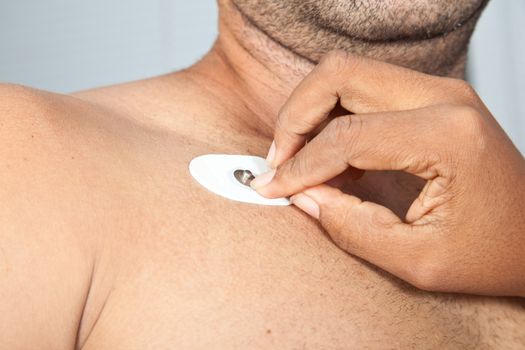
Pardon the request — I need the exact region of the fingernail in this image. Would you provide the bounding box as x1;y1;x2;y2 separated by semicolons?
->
266;141;276;167
291;193;320;219
250;169;276;189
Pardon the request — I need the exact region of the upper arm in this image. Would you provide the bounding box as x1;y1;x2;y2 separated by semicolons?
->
0;84;94;349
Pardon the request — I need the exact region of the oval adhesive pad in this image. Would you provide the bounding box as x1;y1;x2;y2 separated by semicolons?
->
189;154;291;206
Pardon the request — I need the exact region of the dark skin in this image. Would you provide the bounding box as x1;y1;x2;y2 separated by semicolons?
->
252;51;525;296
241;0;525;298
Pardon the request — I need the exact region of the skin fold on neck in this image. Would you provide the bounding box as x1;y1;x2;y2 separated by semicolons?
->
184;5;313;140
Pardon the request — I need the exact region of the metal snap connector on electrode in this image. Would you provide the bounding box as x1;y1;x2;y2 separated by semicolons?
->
189;154;290;206
234;169;256;187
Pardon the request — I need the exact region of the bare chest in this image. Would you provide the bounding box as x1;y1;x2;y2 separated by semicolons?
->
79;178;506;349
70;131;523;349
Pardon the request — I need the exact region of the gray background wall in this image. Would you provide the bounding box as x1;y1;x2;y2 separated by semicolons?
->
0;0;523;153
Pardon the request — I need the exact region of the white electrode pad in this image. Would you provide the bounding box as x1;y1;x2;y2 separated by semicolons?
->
189;154;291;206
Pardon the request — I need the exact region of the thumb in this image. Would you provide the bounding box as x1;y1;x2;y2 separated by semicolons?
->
291;184;431;284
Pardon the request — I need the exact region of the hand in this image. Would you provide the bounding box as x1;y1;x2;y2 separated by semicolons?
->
251;51;525;297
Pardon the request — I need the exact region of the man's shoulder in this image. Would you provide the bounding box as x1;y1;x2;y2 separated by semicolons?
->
0;83;99;348
0;82;96;143
0;82;82;116
0;83;100;189
0;83;74;177
0;82;120;265
0;79;200;222
0;83;62;132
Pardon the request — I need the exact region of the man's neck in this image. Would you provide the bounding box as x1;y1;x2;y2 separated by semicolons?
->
182;0;470;140
185;3;315;139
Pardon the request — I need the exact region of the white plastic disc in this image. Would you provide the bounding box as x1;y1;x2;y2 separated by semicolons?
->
189;154;291;206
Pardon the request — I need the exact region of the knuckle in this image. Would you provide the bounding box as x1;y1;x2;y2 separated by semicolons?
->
276;155;309;187
275;105;289;131
459;105;484;131
436;103;486;151
326;116;351;144
276;103;317;141
276;102;302;132
445;78;480;105
455;80;478;101
277;98;299;127
284;155;303;178
407;254;448;292
326;115;363;158
424;151;443;169
412;151;443;177
450;105;486;143
274;110;294;140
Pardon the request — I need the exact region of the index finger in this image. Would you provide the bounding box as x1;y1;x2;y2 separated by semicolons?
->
271;50;450;168
256;106;451;199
